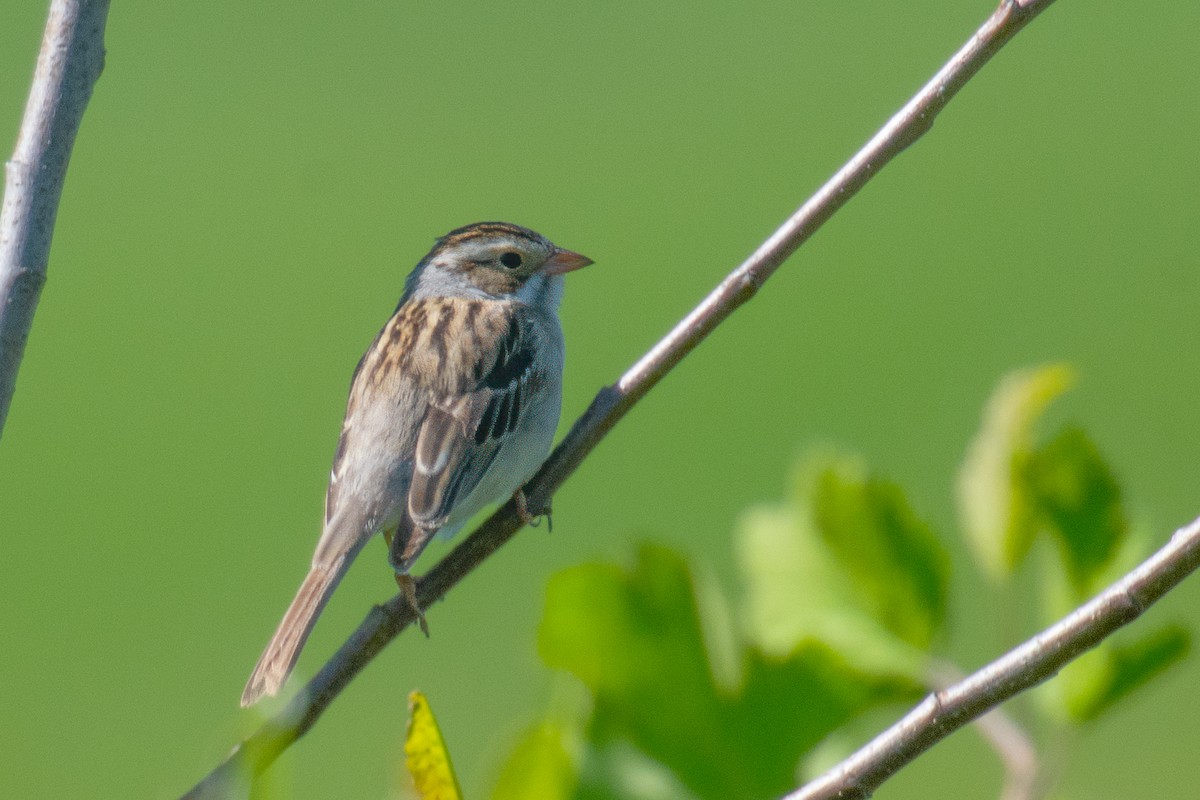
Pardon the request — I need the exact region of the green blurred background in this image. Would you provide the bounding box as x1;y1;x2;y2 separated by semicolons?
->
2;1;1198;797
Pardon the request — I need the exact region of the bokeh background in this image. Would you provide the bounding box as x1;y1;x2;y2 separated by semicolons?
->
3;1;1198;798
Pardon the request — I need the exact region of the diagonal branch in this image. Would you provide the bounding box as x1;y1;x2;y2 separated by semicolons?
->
787;514;1200;800
181;0;1059;795
0;0;110;440
927;660;1039;800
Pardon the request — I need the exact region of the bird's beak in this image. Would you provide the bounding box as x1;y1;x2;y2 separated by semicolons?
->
543;248;594;275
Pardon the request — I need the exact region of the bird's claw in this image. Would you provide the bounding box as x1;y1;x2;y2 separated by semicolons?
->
513;489;552;532
395;573;429;637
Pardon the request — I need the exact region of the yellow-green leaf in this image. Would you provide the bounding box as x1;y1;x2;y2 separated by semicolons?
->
737;454;946;678
405;691;462;800
491;720;577;800
957;364;1074;580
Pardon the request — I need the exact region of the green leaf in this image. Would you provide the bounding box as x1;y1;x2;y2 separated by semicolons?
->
725;642;920;787
737;455;947;677
1056;625;1191;722
808;458;949;649
957;364;1074;579
1022;427;1127;595
540;546;715;701
539;546;724;795
538;545;920;800
491;720;578;800
539;545;738;798
572;741;701;800
739;502;910;674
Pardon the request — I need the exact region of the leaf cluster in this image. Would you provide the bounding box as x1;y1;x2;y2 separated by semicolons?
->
406;366;1189;800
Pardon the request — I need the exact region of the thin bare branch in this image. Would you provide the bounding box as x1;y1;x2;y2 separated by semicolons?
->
182;0;1061;795
0;0;110;439
928;660;1039;800
788;514;1200;800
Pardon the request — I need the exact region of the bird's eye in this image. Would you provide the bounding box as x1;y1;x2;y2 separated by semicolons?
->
499;252;523;269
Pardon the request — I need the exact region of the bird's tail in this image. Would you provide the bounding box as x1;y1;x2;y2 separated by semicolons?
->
240;558;347;707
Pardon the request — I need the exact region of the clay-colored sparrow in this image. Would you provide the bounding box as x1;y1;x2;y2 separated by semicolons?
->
241;222;592;706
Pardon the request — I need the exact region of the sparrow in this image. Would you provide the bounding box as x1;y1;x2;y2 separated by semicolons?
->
240;222;592;706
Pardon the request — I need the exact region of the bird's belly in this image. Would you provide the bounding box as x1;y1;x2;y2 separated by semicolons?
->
438;374;562;538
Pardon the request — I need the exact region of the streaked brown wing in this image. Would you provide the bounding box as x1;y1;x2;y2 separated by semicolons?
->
406;306;538;529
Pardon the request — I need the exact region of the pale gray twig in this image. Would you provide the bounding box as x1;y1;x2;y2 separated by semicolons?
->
0;0;110;440
984;709;1040;800
183;0;1071;795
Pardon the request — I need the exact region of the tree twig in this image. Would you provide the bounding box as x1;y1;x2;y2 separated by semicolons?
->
182;0;1060;795
928;660;1039;800
0;0;110;440
787;514;1200;800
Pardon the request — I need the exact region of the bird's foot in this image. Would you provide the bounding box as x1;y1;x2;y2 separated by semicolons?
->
513;488;553;532
395;573;429;637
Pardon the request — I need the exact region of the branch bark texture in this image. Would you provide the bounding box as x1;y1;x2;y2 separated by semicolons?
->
0;0;109;440
185;0;1064;795
788;514;1200;800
